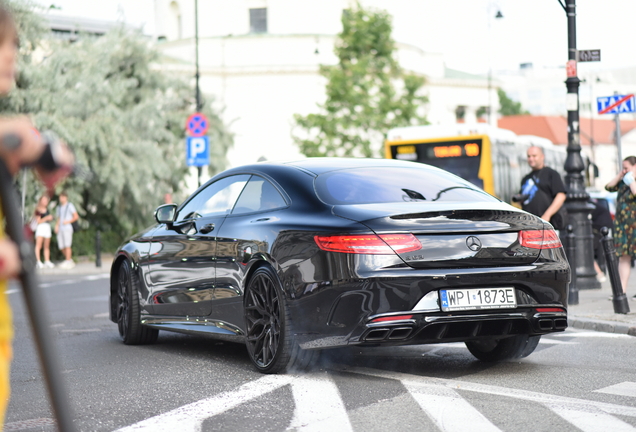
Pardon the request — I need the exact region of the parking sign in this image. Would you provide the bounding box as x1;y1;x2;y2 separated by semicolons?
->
186;136;209;166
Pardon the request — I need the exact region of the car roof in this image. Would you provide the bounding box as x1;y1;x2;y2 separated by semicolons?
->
281;157;431;175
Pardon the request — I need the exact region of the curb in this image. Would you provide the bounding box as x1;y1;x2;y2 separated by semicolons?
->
568;316;636;337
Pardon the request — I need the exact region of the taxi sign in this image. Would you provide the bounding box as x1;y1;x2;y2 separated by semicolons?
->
597;94;635;115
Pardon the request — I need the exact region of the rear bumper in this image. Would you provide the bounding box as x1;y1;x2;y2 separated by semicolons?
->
296;308;567;349
286;261;569;350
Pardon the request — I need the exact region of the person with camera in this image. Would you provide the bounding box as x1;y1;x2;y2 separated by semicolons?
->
605;156;636;296
514;146;567;230
54;191;78;269
0;3;74;426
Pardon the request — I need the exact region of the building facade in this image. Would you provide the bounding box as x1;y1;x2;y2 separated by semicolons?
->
153;0;499;168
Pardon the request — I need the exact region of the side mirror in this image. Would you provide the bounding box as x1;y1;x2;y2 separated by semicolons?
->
155;204;177;224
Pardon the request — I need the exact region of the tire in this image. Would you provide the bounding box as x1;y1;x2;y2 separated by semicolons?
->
465;334;541;362
244;266;319;373
116;260;159;345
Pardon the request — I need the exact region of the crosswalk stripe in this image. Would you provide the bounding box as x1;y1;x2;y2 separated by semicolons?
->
595;382;636;398
406;382;502;432
114;374;293;432
343;366;636;418
548;405;636;432
289;374;353;431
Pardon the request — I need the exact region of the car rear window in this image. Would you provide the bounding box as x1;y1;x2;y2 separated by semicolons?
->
315;166;499;205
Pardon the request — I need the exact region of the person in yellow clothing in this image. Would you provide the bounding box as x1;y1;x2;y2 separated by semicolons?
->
0;3;73;425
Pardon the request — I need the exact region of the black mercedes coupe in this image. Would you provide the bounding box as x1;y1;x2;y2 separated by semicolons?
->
110;158;570;373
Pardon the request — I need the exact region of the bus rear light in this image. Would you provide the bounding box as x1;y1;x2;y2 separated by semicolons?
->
314;233;421;254
518;230;562;249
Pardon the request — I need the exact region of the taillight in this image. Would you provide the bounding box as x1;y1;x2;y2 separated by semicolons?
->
314;233;421;254
535;308;565;313
518;229;562;249
370;315;414;323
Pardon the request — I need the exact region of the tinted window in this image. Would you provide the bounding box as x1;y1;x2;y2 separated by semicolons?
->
232;176;287;214
177;175;250;221
315;167;498;205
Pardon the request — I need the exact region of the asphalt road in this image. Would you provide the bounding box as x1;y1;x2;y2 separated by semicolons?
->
5;273;636;432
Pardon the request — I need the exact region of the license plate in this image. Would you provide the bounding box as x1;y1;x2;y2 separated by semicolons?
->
439;287;516;311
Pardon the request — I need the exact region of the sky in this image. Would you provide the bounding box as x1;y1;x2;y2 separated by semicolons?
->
34;0;636;75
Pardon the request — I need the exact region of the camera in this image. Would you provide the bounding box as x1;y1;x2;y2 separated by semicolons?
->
511;193;529;203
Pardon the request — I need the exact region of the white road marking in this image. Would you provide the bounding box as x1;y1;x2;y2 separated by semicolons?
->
548;404;636;432
60;329;101;333
288;374;353;431
595;382;636;398
94;312;110;319
538;338;578;345
553;331;632;339
115;374;294;432
406;382;502;432
345;367;636;418
85;274;109;280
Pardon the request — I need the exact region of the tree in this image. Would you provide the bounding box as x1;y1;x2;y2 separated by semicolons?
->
1;3;233;239
293;4;428;158
498;88;529;116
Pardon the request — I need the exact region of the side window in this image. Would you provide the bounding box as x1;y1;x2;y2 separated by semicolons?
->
177;175;250;221
231;176;287;214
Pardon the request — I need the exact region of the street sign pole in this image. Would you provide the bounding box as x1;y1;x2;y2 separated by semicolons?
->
615;112;622;171
596;94;635;171
561;0;600;290
194;0;203;187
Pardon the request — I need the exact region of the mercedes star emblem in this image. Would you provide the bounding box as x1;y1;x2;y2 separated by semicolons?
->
466;236;482;252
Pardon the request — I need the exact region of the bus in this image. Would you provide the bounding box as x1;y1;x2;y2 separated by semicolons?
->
385;123;567;203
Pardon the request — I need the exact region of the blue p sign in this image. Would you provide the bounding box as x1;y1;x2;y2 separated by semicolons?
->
186;136;210;167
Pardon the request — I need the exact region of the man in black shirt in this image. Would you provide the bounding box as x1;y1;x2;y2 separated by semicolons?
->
518;146;567;228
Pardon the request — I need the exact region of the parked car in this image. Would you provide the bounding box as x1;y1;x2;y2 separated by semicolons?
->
110;158;570;373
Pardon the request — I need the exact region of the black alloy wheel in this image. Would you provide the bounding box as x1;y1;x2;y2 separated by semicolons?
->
117;260;158;345
465;334;541;362
244;265;318;373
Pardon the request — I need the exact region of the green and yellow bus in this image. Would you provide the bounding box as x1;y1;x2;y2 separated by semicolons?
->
385;124;567;203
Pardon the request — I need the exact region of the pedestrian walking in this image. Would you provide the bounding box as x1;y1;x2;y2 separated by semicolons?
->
605;155;636;296
33;194;54;268
515;146;568;229
54;191;78;269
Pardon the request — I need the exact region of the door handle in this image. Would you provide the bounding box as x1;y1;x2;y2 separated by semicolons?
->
199;223;215;234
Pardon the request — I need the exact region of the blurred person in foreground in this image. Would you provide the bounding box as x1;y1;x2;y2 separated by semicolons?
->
516;146;567;229
605;156;636;297
54;191;78;269
0;3;73;425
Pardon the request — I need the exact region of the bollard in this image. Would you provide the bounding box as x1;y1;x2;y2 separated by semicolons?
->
600;227;630;314
566;224;578;305
95;229;102;268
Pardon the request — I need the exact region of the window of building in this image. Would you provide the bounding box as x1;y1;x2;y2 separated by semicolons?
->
249;8;267;33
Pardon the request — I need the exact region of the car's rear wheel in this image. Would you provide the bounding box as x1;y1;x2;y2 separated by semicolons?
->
117;260;158;345
465;334;541;362
244;265;318;373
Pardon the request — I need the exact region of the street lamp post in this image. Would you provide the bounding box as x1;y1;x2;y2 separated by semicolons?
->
195;0;202;186
561;0;600;290
487;8;504;125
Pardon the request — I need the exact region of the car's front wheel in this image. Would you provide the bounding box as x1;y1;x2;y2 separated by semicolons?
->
244;265;318;373
465;334;541;362
117;260;158;345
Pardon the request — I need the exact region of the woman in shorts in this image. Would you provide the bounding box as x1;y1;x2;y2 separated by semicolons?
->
33;194;54;268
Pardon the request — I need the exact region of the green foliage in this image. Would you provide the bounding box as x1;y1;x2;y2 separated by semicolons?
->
48;226;125;261
293;4;428;158
498;88;529;116
2;2;233;238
